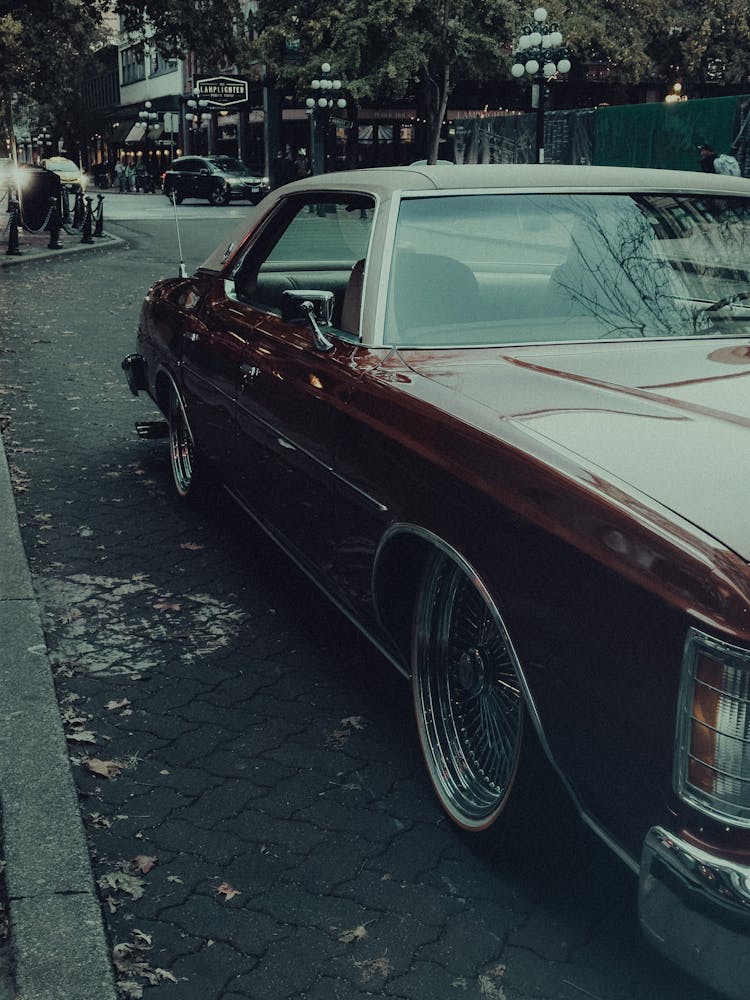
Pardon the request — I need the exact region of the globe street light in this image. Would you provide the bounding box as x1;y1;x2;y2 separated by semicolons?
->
185;95;211;154
138;101;160;190
511;7;571;163
305;62;347;173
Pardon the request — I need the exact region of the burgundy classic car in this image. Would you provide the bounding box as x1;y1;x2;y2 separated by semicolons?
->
123;164;750;998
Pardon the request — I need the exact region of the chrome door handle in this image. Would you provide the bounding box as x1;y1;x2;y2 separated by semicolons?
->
239;363;260;390
184;330;199;343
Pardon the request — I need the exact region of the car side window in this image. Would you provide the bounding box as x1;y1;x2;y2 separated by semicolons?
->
234;195;375;335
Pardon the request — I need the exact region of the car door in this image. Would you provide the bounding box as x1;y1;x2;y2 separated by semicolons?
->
214;191;378;570
175;282;248;474
177;158;202;200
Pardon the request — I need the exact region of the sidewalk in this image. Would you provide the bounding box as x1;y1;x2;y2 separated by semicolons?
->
0;435;118;1000
1;210;121;268
0;231;118;997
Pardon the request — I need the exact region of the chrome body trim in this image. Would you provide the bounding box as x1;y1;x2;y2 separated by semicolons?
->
639;825;750;1000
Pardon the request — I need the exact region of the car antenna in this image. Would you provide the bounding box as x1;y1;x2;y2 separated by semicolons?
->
169;190;187;277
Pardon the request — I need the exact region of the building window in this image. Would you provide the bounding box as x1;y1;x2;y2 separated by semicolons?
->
121;44;145;85
151;50;178;78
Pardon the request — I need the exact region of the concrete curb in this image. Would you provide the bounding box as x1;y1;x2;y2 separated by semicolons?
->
1;233;124;268
0;442;117;1000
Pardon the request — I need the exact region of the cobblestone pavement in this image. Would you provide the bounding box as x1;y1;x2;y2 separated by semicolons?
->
0;221;720;1000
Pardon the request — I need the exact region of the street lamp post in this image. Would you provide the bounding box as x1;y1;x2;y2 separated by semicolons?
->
185;96;212;155
511;7;571;163
305;63;347;174
138;101;160;190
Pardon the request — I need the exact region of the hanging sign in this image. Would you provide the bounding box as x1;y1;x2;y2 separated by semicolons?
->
195;77;249;107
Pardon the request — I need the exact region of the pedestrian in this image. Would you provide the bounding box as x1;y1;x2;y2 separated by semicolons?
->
134;157;147;192
296;148;310;179
125;159;136;192
714;149;742;176
699;144;718;173
114;158;127;192
271;148;299;189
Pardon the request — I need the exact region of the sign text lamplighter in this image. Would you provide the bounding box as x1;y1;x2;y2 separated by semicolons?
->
195;76;250;108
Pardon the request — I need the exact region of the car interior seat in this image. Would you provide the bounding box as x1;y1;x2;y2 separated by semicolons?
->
390;252;481;340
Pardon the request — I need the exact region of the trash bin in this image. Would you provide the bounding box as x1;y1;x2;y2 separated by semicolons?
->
18;166;61;231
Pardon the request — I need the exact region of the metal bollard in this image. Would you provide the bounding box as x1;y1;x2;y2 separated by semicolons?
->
5;200;21;256
61;187;72;225
93;194;105;238
80;197;95;244
46;197;63;249
72;189;84;228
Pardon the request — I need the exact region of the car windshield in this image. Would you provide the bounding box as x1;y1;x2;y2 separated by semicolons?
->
385;192;750;346
208;157;251;175
46;159;78;173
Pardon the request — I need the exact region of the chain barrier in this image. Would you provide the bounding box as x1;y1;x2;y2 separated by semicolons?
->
17;200;55;235
3;188;106;253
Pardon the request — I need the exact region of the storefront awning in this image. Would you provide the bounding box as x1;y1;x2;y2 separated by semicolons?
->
125;123;146;143
110;121;135;142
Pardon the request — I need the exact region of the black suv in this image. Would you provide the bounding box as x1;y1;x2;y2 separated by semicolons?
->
162;156;269;206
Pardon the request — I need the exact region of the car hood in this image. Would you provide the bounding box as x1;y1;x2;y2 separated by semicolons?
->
400;338;750;561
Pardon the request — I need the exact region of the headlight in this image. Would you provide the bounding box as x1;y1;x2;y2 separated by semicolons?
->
675;628;750;826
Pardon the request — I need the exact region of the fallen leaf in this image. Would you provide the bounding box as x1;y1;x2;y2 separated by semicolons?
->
215;881;240;902
130;855;157;875
98;872;144;900
166;875;183;884
86;758;123;779
132;929;152;946
153;601;181;612
154;969;178;983
105;698;130;712
66;730;98;744
341;716;366;729
180;542;206;551
354;957;393;983
88;812;112;829
117;980;143;999
338;924;368;944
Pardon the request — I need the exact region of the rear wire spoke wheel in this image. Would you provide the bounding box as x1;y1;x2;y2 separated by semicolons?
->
168;385;197;499
413;552;523;830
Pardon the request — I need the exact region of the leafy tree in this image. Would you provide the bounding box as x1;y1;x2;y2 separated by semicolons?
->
116;0;244;71
247;0;517;162
0;0;110;159
564;0;750;92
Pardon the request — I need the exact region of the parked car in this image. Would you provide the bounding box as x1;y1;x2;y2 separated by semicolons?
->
124;164;750;1000
42;155;87;192
162;155;269;206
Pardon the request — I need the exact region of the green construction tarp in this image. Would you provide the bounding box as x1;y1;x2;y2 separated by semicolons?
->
593;96;738;172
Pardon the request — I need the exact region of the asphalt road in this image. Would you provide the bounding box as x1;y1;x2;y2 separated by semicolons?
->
0;199;722;999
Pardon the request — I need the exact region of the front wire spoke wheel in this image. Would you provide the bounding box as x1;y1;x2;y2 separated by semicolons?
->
168;386;195;498
413;553;523;830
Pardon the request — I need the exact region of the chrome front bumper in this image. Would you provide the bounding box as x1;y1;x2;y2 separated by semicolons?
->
639;826;750;999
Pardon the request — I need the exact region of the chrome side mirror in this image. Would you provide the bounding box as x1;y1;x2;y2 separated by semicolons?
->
281;290;335;351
